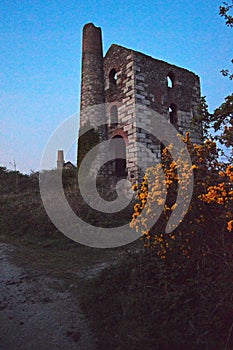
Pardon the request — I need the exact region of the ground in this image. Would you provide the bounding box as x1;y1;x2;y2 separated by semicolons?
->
0;241;129;349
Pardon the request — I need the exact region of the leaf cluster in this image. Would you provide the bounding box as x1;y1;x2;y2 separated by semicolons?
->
219;1;233;79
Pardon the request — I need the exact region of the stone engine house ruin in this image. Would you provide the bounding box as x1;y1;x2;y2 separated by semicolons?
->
77;23;201;182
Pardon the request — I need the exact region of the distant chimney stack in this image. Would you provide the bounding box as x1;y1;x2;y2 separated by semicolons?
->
57;150;64;169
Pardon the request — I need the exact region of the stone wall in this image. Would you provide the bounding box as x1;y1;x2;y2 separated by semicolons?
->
104;45;139;179
132;50;201;142
78;23;202;181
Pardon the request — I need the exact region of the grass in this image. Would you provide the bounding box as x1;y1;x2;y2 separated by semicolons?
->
0;189;129;276
80;250;233;350
1;183;233;350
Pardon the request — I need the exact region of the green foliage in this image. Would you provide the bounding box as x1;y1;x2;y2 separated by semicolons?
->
192;96;211;141
212;94;233;130
219;1;233;79
62;167;77;189
193;94;233;163
219;1;233;28
0;167;39;194
81;250;233;350
212;94;233;161
0;191;59;245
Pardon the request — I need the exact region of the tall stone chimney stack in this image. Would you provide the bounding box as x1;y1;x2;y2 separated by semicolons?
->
80;23;105;111
57;150;64;170
77;23;106;168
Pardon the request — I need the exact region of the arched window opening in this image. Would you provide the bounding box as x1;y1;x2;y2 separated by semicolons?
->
167;72;175;88
169;104;178;125
112;135;127;178
110;105;118;126
109;68;117;85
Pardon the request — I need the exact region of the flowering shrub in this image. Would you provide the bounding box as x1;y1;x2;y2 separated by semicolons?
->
130;134;233;259
199;164;233;231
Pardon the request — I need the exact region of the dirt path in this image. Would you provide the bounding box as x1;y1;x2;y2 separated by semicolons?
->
0;243;96;350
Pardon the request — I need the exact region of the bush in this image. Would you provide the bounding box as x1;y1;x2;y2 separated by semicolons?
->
81;249;233;350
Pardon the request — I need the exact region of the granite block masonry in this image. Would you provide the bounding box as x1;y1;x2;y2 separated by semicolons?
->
77;23;202;182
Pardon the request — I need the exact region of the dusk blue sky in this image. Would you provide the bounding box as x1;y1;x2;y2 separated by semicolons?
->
0;0;232;173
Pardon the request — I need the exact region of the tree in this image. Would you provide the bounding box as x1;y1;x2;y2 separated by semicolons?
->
219;1;233;78
219;1;233;27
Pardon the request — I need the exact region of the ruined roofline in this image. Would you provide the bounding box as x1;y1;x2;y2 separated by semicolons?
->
83;22;101;30
104;43;199;79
